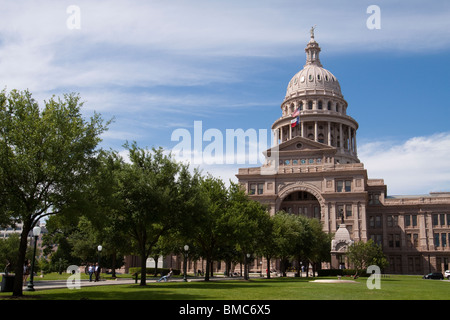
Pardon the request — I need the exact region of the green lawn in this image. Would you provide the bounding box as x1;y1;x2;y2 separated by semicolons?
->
4;275;449;300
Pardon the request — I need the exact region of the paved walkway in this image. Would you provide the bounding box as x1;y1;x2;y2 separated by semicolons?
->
25;275;246;290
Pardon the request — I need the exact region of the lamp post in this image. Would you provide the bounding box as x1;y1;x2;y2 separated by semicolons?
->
246;253;251;280
26;226;41;291
96;245;102;282
183;245;189;282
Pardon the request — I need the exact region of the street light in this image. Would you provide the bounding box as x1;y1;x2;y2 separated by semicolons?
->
96;245;102;282
246;253;251;280
183;245;189;282
26;226;41;291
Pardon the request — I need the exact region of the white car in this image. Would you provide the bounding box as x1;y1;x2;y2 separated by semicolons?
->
445;270;450;280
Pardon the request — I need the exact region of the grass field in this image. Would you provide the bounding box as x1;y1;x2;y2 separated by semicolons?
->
5;275;449;301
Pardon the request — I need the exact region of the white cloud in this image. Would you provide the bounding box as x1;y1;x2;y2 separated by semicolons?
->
359;132;450;195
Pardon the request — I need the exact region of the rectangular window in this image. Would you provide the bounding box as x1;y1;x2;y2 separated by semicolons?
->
257;183;264;195
375;216;382;228
405;215;411;227
395;234;401;248
249;184;256;195
369;193;380;205
442;233;447;247
413;234;419;248
336;181;343;192
434;233;440;247
314;206;320;219
440;213;445;226
376;234;382;246
345;205;352;217
412;215;417;227
447;214;450;226
433;214;439;226
388;234;394;248
369;216;374;228
345;180;351;192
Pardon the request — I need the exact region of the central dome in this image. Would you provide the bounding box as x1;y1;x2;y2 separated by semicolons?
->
285;34;342;100
285;65;342;99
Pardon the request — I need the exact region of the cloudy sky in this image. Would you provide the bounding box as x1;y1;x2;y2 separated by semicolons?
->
1;0;450;195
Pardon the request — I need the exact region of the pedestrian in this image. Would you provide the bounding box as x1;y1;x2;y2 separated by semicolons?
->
94;263;100;282
157;268;173;282
88;264;94;282
23;260;30;284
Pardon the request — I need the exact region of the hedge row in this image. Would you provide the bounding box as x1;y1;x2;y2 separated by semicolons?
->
128;267;181;276
317;269;370;277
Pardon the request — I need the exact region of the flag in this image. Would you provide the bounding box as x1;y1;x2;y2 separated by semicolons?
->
291;108;300;117
291;116;299;127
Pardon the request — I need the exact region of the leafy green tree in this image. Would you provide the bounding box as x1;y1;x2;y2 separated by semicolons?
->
307;218;331;276
225;183;271;280
0;89;108;296
82;150;129;277
271;211;300;276
291;214;314;277
115;143;184;286
0;233;21;272
347;239;388;276
185;175;229;281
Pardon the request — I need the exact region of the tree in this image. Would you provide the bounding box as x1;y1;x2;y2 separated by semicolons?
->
0;89;108;296
186;175;229;281
271;212;299;276
347;239;388;276
225;183;271;280
115;143;183;286
307;218;331;276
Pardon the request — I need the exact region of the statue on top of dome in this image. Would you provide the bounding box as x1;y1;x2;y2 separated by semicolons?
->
310;25;316;38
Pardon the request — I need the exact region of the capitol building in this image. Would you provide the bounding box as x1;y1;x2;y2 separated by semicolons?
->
236;29;450;275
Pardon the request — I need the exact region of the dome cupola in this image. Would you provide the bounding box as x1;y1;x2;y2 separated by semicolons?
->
285;26;342;100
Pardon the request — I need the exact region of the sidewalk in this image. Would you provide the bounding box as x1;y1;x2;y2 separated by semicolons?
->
27;275;243;290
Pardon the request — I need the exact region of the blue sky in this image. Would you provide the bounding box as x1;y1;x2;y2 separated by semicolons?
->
1;0;450;195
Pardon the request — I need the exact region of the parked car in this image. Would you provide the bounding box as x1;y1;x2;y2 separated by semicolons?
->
423;272;444;280
444;270;450;279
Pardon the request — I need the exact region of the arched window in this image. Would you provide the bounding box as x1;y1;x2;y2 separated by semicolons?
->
299;101;303;110
327;101;332;110
318;101;323;110
318;133;324;143
308;101;313;110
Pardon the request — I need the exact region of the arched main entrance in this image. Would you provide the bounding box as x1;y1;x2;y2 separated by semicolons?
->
275;183;325;220
279;190;321;219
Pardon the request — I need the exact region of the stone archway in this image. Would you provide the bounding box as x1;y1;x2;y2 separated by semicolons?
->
276;182;325;219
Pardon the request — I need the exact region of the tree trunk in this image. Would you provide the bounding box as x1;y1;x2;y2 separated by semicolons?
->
244;255;248;280
140;248;147;286
266;258;271;279
204;256;210;281
111;250;117;278
13;222;31;296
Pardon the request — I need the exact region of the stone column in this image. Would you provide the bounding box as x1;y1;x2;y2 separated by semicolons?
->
314;121;318;142
327;121;331;146
360;204;367;242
